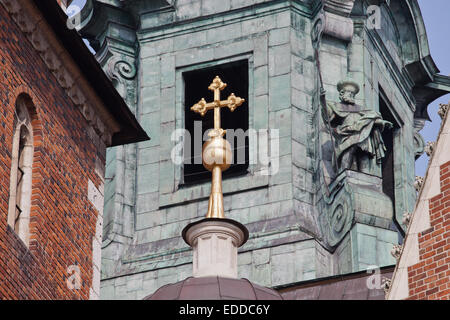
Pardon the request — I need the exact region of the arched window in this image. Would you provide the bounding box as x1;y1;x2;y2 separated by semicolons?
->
7;95;36;246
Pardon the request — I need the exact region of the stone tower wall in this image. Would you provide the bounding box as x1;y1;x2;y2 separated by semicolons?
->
82;0;431;299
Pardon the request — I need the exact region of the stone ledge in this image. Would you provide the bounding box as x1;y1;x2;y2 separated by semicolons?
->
159;174;269;208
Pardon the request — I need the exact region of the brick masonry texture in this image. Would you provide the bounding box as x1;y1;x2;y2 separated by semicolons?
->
0;5;104;299
407;160;450;300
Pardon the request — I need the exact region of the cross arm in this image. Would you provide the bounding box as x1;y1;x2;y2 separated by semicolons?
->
190;98;217;116
190;93;245;116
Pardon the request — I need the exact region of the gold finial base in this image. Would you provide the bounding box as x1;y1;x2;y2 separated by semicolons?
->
206;167;225;219
182;218;249;278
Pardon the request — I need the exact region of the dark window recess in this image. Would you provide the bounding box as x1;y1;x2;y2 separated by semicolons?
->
379;94;399;208
14;138;25;226
14;205;22;224
183;60;249;185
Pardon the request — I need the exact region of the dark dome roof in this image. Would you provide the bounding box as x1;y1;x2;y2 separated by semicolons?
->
144;276;283;300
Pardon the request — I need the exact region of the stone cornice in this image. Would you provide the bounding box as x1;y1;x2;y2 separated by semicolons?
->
1;0;117;147
323;0;356;17
137;1;294;43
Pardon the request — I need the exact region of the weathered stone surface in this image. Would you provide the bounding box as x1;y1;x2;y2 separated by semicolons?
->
79;0;435;299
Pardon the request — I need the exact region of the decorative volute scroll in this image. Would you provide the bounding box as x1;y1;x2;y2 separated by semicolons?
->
319;170;394;250
320;178;354;248
105;56;137;99
106;57;137;81
323;0;357;16
98;53;138;245
313;0;357;43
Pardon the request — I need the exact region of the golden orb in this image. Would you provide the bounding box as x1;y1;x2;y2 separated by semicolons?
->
202;136;232;172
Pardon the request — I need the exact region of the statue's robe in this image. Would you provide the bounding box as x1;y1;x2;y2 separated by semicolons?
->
324;102;387;167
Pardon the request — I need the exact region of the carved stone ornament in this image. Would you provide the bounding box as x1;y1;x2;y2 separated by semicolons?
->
402;212;412;227
438;103;449;120
390;244;403;260
311;0;357;46
319;170;394;250
323;0;356;17
0;0;113;146
414;176;424;192
383;278;391;298
319;173;354;249
106;57;137;81
311;15;324;49
424;141;435;157
104;55;137;99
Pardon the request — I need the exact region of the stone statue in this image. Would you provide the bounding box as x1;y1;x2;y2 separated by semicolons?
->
322;80;393;174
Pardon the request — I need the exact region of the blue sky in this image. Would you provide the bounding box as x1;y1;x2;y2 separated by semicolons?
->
69;0;449;176
415;0;450;176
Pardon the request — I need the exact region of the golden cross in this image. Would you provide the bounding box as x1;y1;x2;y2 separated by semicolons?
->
190;76;245;132
190;76;245;219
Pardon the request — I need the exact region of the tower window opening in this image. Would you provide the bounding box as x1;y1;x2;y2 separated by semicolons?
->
183;60;249;185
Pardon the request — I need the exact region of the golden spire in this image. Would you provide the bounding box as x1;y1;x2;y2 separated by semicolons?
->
190;76;245;218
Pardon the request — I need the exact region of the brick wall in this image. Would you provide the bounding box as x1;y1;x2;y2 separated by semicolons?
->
407;160;450;300
0;5;104;299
